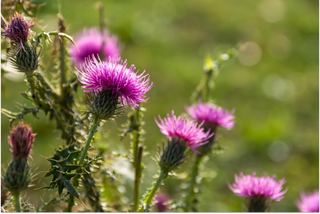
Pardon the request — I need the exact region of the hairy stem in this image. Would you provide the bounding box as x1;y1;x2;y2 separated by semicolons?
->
12;191;21;212
58;14;67;99
26;74;40;106
143;169;167;212
79;116;99;165
185;155;202;211
133;146;143;212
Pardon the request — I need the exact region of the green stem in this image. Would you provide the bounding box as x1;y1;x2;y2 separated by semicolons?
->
143;169;167;212
185;155;202;212
133;106;140;167
133;146;143;212
35;72;59;100
58;15;67;98
202;70;212;103
12;191;21;212
79;116;99;165
66;194;74;212
26;74;40;106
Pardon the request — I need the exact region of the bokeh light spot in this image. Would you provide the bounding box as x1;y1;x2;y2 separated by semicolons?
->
238;42;262;66
268;140;290;162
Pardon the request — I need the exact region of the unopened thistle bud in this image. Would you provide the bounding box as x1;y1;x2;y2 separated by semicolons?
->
8;122;36;161
4;122;35;193
155;111;212;172
9;43;39;74
1;12;34;48
3;159;31;192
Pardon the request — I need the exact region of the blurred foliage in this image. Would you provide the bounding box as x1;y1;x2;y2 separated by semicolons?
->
1;0;318;212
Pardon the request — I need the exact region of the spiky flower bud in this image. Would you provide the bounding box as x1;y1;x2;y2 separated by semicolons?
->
159;137;188;172
87;88;122;120
1;12;34;48
8;122;36;161
9;43;39;74
3;159;31;192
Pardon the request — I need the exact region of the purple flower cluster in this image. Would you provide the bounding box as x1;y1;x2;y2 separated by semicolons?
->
186;100;235;129
77;55;152;108
296;190;319;212
228;172;287;201
155;111;213;153
8;122;36;161
70;27;121;66
2;12;34;48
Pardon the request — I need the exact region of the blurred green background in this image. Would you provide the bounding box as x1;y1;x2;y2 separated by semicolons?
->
1;0;319;212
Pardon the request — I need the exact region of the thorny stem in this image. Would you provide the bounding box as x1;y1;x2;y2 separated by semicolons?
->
133;146;143;212
133;106;140;166
12;191;21;212
184;155;202;212
26;73;40;106
79;116;100;165
132;105;142;211
58;14;67;100
143;169;167;212
35;72;59;100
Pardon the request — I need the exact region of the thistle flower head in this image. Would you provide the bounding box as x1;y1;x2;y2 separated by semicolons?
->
186;100;235;130
70;27;121;66
228;172;287;201
2;12;34;47
296;190;319;212
154;191;170;212
77;55;152;109
8;122;36;161
155;111;213;154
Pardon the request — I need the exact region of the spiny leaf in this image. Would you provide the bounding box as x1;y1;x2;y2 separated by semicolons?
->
62;177;79;199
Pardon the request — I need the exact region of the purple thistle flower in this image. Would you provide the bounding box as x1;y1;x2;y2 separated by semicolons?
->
155;111;213;153
77;55;152;109
154;191;170;212
70;27;121;66
2;12;34;47
186;100;235;130
228;172;288;201
297;190;319;212
8;122;36;161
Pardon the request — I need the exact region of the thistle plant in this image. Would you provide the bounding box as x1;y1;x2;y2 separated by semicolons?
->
1;1;316;212
139;111;212;211
76;55;152;165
